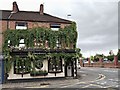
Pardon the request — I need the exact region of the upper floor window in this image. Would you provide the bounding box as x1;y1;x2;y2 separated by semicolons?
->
19;39;25;48
16;22;27;30
56;39;61;48
50;24;60;31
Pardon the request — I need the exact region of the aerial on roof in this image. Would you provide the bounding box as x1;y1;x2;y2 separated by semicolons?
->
0;2;72;24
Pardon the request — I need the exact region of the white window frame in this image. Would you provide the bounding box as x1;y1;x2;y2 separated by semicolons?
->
16;22;27;30
50;24;60;31
19;39;25;48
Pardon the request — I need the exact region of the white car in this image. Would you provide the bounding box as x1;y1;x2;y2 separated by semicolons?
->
84;61;94;63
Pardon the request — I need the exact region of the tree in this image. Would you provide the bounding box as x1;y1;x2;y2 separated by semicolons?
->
109;50;114;55
107;50;114;61
117;49;120;61
94;54;104;62
90;56;94;61
107;55;114;61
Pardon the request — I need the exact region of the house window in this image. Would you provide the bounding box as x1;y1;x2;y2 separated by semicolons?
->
50;24;60;31
16;22;27;30
8;40;10;47
14;58;31;74
48;57;62;73
19;39;25;48
56;39;61;48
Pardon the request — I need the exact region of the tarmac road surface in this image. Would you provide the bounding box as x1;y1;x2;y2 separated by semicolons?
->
1;67;119;90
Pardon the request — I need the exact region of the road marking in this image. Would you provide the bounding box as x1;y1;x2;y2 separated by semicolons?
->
82;84;103;88
82;74;87;76
103;70;117;72
25;85;49;88
61;74;106;88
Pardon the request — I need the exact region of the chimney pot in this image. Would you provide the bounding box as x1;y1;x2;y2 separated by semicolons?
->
12;1;19;13
40;4;44;15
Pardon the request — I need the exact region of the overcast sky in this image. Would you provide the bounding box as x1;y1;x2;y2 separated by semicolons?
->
0;0;119;57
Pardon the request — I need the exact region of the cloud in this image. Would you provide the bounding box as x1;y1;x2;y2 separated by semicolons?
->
72;1;118;57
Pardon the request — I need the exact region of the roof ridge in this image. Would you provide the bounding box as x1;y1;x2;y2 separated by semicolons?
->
45;13;72;22
1;10;72;24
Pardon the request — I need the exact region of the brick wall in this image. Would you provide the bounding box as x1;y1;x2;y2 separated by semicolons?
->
1;20;70;31
28;21;50;29
80;61;120;68
9;21;16;30
0;20;7;32
61;24;70;29
0;20;7;51
79;56;120;68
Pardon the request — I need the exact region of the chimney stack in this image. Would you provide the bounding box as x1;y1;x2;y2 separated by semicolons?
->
12;1;19;13
40;4;44;15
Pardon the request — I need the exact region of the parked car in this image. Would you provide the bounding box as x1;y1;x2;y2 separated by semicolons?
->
103;58;111;63
83;61;94;63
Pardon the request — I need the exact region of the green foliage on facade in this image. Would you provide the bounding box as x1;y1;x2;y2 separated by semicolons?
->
3;22;81;74
3;22;77;49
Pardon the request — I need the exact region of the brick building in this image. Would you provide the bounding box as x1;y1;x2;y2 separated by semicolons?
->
0;2;78;82
0;2;71;49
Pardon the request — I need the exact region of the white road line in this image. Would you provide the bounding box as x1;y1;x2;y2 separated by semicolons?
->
103;70;117;72
82;84;103;88
61;74;106;88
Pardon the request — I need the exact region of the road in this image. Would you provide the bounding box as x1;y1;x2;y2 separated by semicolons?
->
2;67;120;89
62;67;119;89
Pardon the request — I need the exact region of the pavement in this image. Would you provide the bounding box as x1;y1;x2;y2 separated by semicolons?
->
1;67;120;89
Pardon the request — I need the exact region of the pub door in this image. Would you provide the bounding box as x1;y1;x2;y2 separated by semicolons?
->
65;61;74;77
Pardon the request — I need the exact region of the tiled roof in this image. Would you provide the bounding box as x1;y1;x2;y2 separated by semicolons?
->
0;10;72;24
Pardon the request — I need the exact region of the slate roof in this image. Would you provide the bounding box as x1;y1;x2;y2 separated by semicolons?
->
0;10;72;24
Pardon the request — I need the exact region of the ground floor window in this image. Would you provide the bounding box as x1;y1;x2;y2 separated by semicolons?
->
48;57;62;73
14;58;31;75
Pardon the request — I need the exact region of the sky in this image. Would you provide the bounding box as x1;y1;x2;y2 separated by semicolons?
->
0;0;119;57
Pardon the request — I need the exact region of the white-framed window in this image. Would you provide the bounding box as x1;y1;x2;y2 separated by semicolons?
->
50;24;60;31
56;39;61;48
8;40;10;47
16;22;27;30
19;39;25;48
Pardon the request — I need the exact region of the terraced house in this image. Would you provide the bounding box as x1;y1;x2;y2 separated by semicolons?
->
0;2;80;83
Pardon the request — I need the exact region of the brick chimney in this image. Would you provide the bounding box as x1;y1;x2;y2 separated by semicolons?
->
40;4;44;15
12;1;19;13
